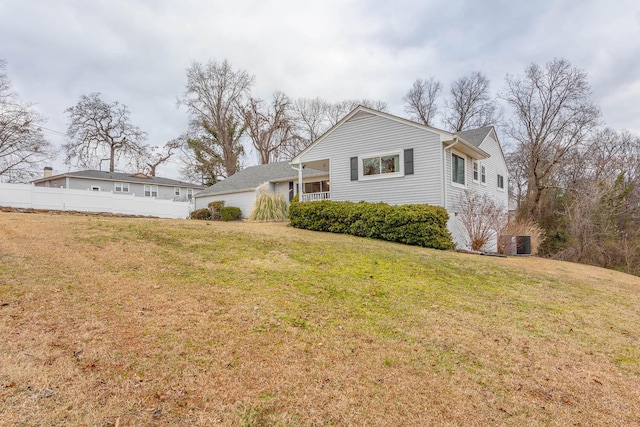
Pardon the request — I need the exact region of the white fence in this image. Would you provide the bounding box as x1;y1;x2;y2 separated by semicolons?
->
0;183;192;219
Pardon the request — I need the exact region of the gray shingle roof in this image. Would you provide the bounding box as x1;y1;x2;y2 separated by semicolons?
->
455;126;494;148
195;162;327;197
33;170;202;188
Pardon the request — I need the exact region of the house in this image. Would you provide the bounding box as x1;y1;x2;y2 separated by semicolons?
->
289;106;509;249
194;162;327;217
33;169;203;201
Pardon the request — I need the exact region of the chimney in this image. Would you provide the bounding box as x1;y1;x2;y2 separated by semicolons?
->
44;166;53;178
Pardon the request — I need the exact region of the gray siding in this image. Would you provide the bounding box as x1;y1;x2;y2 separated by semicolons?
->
300;114;443;206
445;135;508;213
445;134;509;249
35;178;66;188
62;177;193;200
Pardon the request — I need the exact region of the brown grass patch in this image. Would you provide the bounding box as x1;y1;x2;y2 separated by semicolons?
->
1;212;639;426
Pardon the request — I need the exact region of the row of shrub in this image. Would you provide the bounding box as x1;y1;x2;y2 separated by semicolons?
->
289;200;454;250
189;201;242;221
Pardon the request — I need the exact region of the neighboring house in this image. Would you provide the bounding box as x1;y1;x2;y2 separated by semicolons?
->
33;169;203;201
289;106;509;249
194;162;327;218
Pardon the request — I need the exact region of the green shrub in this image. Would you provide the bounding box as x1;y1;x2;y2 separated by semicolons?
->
190;208;212;220
221;206;242;221
289;200;453;250
291;193;299;203
250;187;288;221
208;200;225;220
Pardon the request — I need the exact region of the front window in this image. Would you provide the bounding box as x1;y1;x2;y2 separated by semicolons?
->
144;185;158;197
304;180;330;193
452;153;465;185
473;161;479;181
174;187;181;196
187;188;193;200
363;154;400;176
115;182;129;192
497;174;505;190
481;166;486;184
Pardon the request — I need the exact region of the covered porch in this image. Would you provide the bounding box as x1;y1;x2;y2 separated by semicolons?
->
291;158;331;202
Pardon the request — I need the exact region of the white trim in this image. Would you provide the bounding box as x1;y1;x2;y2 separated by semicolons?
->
358;150;404;181
472;161;479;183
144;184;158;198
451;150;466;188
114;182;129;193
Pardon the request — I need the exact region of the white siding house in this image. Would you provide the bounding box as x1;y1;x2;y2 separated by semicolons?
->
290;106;509;250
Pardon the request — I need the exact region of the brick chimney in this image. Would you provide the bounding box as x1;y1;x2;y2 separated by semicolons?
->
44;166;53;178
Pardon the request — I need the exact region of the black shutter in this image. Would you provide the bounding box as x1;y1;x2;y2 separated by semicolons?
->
404;148;414;175
350;157;358;181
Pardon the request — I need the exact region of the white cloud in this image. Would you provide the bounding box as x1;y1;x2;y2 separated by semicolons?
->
1;0;639;178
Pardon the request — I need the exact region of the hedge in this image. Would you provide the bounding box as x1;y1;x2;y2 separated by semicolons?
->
289;200;454;250
220;206;242;221
189;208;212;220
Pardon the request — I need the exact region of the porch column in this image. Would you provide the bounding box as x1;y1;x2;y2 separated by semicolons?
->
298;162;303;200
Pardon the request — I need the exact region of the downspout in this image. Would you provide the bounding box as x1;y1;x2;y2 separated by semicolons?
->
442;138;459;211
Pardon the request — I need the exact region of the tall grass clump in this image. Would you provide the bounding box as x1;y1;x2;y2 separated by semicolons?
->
249;184;288;221
503;218;545;255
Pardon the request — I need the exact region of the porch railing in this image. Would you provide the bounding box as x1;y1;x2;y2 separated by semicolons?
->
301;191;331;202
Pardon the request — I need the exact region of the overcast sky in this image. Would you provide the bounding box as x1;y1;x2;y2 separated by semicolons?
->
2;0;639;179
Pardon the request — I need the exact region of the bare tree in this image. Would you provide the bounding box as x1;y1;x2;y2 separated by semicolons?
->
288;97;389;155
502;58;600;218
456;190;507;251
291;97;330;144
444;71;499;132
63;93;147;172
0;59;53;182
143;138;182;176
403;77;442;126
326;99;388;126
0;59;11;102
178;59;253;178
242;91;295;164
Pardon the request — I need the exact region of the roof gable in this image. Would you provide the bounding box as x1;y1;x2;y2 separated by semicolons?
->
291;106;456;164
291;106;491;163
455;126;494;148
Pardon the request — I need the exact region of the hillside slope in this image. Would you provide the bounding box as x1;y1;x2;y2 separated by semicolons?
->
1;212;639;426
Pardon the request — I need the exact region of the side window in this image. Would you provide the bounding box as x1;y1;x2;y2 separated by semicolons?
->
452;153;465;185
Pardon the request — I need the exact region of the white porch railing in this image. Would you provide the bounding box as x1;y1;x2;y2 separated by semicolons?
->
301;191;331;202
